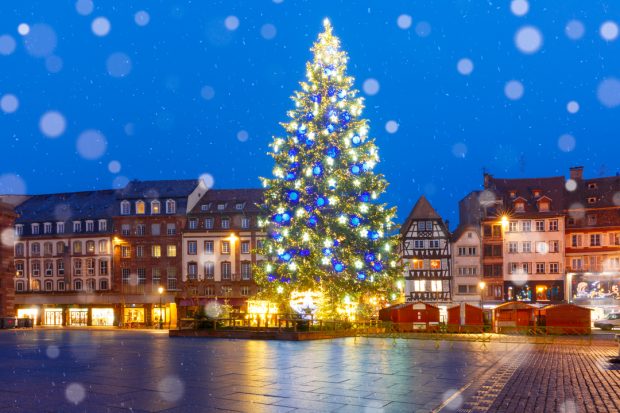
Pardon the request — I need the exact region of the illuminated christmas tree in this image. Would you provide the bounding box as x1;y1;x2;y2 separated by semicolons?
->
256;20;400;317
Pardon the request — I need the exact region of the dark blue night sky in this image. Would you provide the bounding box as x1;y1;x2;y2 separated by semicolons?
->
1;0;619;228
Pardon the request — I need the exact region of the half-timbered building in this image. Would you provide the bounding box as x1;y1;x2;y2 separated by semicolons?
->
400;196;452;304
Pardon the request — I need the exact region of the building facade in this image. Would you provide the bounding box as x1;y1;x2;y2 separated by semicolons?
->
451;225;482;305
180;189;265;314
564;167;620;315
0;202;17;316
400;196;452;305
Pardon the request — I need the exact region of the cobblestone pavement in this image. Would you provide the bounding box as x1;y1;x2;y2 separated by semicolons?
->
0;329;617;413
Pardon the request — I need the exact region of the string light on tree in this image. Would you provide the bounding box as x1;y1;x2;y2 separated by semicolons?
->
255;19;400;317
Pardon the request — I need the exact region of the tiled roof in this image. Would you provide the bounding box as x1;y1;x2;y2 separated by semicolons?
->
564;174;620;209
115;179;199;199
400;195;447;236
190;189;264;214
485;175;566;213
15;190;117;224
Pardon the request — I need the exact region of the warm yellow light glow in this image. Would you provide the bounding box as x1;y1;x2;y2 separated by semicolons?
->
478;281;486;290
500;215;509;228
276;285;284;294
158;286;164;295
247;300;278;320
228;233;238;243
290;290;323;316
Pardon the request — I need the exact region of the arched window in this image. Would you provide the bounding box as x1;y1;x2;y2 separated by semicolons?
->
86;278;96;291
135;200;145;215
56;241;65;254
98;240;109;254
166;199;176;214
120;200;131;215
31;242;40;255
74;279;83;291
15;243;24;257
151;200;161;214
99;279;109;290
45;280;53;291
86;241;95;254
73;241;82;254
15;281;25;292
32;280;41;291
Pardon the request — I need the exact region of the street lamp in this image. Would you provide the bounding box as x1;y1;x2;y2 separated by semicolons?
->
158;286;164;329
478;281;486;308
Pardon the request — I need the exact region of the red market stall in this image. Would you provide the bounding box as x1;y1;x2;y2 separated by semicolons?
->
493;302;536;333
379;302;440;332
447;303;484;333
541;304;591;335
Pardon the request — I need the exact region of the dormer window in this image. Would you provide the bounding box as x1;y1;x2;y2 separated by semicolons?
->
85;220;94;232
533;190;541;197
217;203;226;211
15;224;23;236
43;223;52;234
509;191;517;198
135;200;145;215
201;204;210;211
235;203;244;210
151;200;161;214
538;201;549;212
98;219;107;232
73;221;82;233
587;197;597;204
514;201;525;213
588;183;597;190
120;200;130;215
56;222;65;234
31;223;40;235
166;199;176;214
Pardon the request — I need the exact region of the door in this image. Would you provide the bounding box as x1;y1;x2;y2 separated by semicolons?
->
45;310;63;326
69;310;88;326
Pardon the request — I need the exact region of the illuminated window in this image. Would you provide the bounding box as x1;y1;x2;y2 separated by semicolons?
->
98;240;109;254
430;260;440;269
430;280;443;292
86;241;95;254
152;245;161;258
538;201;549;212
167;245;177;257
15;261;24;277
413;280;425;291
136;201;145;215
72;241;82;254
151;200;161;214
411;259;423;270
514;201;525;212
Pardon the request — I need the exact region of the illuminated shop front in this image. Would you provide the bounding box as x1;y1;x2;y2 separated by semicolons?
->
152;305;170;327
69;308;89;326
91;308;114;326
44;308;63;326
124;306;145;325
504;281;564;303
568;272;620;314
17;308;39;325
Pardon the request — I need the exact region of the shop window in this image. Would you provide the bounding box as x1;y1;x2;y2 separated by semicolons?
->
536;285;548;301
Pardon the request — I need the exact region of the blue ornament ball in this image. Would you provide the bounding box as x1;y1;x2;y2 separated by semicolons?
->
351;135;362;146
359;192;371;202
357;272;366;281
307;215;318;227
312;164;323;176
333;261;345;273
349;216;361;227
316;196;327;207
350;164;362;175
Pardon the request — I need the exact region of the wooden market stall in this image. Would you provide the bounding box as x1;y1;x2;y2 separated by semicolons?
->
493;301;536;333
447;303;484;333
540;303;591;335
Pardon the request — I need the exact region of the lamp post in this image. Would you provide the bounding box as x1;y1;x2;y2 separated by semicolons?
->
158;286;164;329
479;281;486;325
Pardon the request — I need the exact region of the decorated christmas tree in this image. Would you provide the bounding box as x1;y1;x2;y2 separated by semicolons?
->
255;19;400;318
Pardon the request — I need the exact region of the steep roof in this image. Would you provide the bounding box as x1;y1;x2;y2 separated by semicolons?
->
189;188;265;214
15;190;117;223
115;179;199;200
400;195;446;235
564;174;620;209
485;175;566;214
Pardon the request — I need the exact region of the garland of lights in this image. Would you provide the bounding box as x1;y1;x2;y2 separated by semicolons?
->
255;19;400;314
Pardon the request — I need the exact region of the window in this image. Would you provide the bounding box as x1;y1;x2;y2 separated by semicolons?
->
74;279;83;291
120;200;130;215
549;262;559;273
167;245;177;257
45;260;53;276
15;224;23;236
86;241;95;254
72;241;82;254
121;245;130;258
121;224;131;236
98;240;109;254
241;286;251;296
188;218;198;230
151;200;161;214
411;259;423;269
457;285;478;294
15;261;24;277
571;234;582;247
166;199;176;214
571;258;583;270
201;204;210;212
166;223;176;235
122;268;130;287
430;280;443;292
152;245;161;258
257;240;264;250
136;224;146;236
86;221;94;232
457;267;477;276
86;259;95;276
73;259;81;276
241;217;250;229
99;260;108;276
167;268;177;290
151;223;161;236
567;217;575;226
57;260;64;276
521;221;531;232
588;197;597;204
205;218;214;229
205;262;215;279
508;242;518;254
136;245;144;257
413;240;424;249
136;201;145;214
241;262;251;280
535;220;545;232
241;241;250;254
57;280;65;291
31;223;40;235
514;201;525;212
152;268;161;287
56;222;65;234
43;242;53;256
221;262;231;280
522;262;531;274
429;240;440;249
538;201;550;212
57;241;65;254
413;280;425;291
492;225;501;237
221;241;231;254
205;286;215;296
31;242;40;256
217;203;226;211
99;279;108;290
44;222;52;234
430;260;440;269
610;233;620;246
590;234;601;247
549;240;559;253
98;220;107;232
221;218;230;229
188;241;197;255
187;262;198;280
221;286;232;296
137;269;146;291
536;242;549;254
549;220;558;231
509;221;518;232
73;221;82;233
587;215;597;226
204;240;214;254
15;243;24;257
522;241;531;253
15;280;24;291
236;203;244;210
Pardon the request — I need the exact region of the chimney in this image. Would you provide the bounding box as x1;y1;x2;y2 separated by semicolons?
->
569;166;584;180
483;171;492;189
